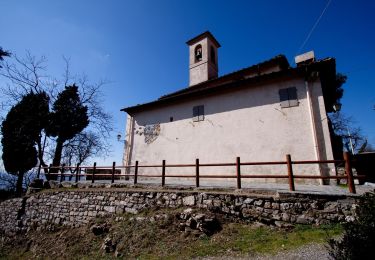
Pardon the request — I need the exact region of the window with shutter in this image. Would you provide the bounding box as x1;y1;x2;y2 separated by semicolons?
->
193;105;204;122
279;87;299;108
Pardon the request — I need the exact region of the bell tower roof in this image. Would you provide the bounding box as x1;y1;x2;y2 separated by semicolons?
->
186;31;221;47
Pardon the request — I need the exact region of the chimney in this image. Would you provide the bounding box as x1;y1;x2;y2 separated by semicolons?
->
295;51;315;66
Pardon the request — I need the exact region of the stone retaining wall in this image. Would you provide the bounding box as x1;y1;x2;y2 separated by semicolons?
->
0;188;357;237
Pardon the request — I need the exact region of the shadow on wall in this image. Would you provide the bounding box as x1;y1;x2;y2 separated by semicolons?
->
134;77;310;126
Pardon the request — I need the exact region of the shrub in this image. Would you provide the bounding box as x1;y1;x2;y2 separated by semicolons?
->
328;190;375;259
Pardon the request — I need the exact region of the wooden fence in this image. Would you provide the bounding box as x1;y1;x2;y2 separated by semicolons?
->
42;152;364;194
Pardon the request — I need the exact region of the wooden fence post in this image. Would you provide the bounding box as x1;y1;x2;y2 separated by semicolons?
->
335;164;340;185
286;154;295;191
111;162;116;183
344;152;356;194
134;161;138;185
196;158;200;188
75;164;79;183
60;164;65;183
48;164;52;180
42;165;49;179
47;163;52;180
37;164;42;179
162;160;166;187
236;157;241;189
92;162;96;184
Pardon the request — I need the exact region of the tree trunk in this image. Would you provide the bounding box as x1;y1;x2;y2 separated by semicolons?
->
47;137;64;181
37;134;47;168
53;137;64;166
15;172;24;197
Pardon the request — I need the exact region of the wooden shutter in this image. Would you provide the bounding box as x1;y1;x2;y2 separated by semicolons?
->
279;89;289;108
198;105;204;121
193;106;199;122
288;87;298;107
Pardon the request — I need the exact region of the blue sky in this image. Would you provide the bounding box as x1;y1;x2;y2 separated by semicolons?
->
1;0;374;165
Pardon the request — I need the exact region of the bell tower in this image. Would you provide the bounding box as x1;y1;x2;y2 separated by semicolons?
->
186;31;221;86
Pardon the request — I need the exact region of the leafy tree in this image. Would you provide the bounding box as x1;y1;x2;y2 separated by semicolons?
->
46;84;89;176
0;52;112;183
332;73;347;107
328;190;375;259
0;47;10;67
1;92;49;195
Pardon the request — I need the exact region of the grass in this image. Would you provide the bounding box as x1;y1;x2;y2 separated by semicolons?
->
338;183;348;189
146;223;343;259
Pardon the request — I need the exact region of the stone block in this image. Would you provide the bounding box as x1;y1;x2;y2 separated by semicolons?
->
264;202;271;209
281;213;290;222
125;207;138;214
183;196;195;206
272;203;280;209
115;206;124;214
243;198;254;204
103;206;116;213
296;215;312;224
213;200;221;207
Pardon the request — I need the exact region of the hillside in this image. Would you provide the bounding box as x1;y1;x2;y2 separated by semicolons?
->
0;207;342;259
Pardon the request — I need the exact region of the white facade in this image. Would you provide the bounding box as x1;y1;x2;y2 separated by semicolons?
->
123;74;334;184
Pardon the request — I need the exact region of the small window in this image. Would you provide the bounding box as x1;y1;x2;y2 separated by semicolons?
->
195;45;202;63
210;46;215;64
279;87;299;108
193;105;204;122
169;117;173;122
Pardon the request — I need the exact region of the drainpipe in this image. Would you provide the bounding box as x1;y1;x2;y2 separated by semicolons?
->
124;115;135;177
305;78;324;183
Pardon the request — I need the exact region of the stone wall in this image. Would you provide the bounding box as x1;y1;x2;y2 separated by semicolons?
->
0;188;357;237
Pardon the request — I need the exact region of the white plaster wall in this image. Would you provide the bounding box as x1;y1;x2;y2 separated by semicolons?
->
190;64;209;86
124;77;334;184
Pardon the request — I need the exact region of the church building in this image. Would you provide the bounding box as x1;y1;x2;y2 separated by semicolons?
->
121;31;338;184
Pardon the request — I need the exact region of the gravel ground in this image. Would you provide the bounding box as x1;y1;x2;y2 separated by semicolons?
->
198;243;331;260
79;177;374;195
253;243;331;260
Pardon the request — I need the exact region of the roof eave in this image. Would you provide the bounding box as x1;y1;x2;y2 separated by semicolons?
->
186;31;221;47
121;57;336;115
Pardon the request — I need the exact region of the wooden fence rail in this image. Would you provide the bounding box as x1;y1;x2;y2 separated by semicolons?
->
41;152;364;194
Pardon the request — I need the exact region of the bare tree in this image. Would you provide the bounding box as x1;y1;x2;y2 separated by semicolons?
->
0;166;37;193
329;112;367;154
0;51;113;178
62;131;109;166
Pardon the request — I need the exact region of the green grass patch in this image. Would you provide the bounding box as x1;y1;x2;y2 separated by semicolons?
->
338;183;348;189
133;223;342;259
164;223;343;258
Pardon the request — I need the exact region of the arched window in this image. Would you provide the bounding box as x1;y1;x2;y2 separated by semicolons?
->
210;46;216;64
195;44;202;62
